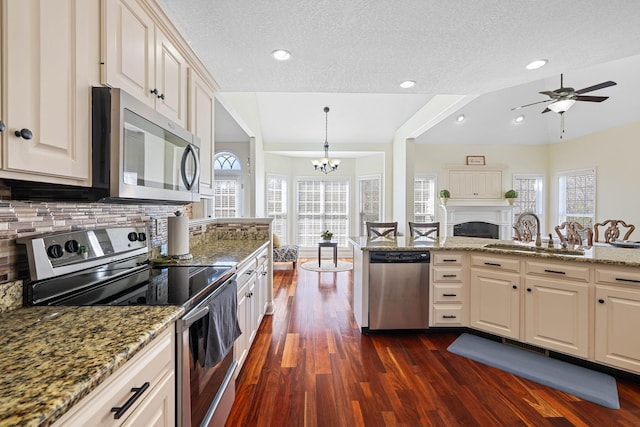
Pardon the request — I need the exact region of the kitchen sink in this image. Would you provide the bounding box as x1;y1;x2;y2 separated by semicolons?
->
482;242;585;256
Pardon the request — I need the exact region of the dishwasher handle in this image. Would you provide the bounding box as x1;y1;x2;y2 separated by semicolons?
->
369;251;430;263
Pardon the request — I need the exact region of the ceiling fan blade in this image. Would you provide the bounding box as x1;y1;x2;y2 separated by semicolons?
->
511;98;552;111
575;95;609;102
575;81;617;94
539;91;559;97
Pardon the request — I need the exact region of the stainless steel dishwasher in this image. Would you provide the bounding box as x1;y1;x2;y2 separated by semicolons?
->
369;250;430;331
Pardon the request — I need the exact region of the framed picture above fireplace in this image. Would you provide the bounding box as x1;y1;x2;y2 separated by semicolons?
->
466;155;485;166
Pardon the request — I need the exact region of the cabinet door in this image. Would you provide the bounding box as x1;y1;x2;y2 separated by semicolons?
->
470;268;521;339
189;70;215;195
103;0;155;107
449;171;475;198
524;276;589;358
475;171;502;199
154;29;188;127
595;285;640;374
235;282;249;375
2;0;93;181
122;372;175;427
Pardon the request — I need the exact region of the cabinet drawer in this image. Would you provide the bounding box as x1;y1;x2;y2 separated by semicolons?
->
432;267;463;283
431;306;465;326
595;267;640;286
432;284;464;303
55;326;175;426
433;252;464;265
525;260;590;282
471;254;520;272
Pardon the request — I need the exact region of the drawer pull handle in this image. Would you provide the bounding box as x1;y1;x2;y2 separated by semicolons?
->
442;293;457;297
615;277;640;283
544;269;565;275
443;259;457;262
442;315;457;319
484;262;501;267
111;382;150;419
442;274;457;278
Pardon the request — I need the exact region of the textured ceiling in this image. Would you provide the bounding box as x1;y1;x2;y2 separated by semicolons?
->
158;0;640;147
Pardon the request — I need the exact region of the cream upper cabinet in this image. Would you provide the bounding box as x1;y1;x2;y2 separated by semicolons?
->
470;254;521;339
1;0;99;184
103;0;188;127
189;69;215;196
449;170;502;199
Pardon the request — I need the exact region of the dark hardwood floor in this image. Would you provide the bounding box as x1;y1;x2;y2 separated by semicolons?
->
226;259;640;426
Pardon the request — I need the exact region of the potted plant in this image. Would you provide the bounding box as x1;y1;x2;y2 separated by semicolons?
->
505;189;518;205
320;230;334;241
439;189;450;205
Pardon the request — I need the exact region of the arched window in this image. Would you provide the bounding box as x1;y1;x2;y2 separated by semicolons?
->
214;152;243;217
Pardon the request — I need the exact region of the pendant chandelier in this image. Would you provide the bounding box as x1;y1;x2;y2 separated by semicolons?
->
311;106;340;174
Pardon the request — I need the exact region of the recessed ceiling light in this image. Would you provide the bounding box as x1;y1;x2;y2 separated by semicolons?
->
456;114;466;123
526;59;548;70
514;115;525;123
400;80;416;89
271;49;291;61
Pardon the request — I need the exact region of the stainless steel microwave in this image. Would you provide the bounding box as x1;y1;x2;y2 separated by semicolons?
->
91;86;200;203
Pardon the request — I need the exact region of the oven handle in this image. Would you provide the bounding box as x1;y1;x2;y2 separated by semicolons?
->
182;305;210;329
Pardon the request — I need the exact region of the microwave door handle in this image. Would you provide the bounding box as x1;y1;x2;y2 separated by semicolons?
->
180;143;200;190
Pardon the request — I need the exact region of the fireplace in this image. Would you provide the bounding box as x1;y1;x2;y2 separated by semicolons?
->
454;221;499;239
441;202;513;240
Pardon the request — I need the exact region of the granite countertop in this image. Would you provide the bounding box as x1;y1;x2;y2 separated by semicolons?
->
348;235;640;267
0;306;183;427
151;237;270;267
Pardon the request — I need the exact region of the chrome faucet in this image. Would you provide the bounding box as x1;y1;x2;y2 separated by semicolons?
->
517;212;542;247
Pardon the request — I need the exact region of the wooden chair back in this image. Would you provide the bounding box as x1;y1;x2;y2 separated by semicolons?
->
366;222;398;237
408;222;440;239
593;219;635;243
512;214;537;243
554;222;593;246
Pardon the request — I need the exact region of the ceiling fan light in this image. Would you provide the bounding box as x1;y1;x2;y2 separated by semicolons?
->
548;99;576;113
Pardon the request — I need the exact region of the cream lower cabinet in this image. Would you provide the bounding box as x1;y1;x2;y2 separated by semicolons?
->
469;254;521;339
430;252;468;326
523;260;590;358
595;266;640;374
1;0;99;184
53;325;175;427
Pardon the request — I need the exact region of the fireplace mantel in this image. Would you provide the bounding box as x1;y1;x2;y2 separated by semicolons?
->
440;201;514;239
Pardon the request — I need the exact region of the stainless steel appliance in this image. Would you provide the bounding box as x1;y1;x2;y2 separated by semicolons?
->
368;250;430;331
18;226;239;427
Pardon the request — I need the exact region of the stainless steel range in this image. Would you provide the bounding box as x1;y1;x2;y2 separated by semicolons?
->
18;226;240;427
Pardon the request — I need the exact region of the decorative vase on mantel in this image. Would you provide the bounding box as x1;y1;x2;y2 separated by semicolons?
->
507;198;516;206
440;197;449;206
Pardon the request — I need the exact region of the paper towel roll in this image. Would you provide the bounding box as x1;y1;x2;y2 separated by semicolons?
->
168;213;189;256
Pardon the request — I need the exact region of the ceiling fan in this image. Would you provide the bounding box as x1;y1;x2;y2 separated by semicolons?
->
512;74;617;138
512;74;617;114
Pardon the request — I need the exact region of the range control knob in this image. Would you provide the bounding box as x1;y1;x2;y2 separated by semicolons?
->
47;244;64;259
127;232;138;242
137;232;146;242
65;240;79;253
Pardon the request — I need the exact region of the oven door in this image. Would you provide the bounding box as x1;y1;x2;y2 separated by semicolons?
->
177;278;239;427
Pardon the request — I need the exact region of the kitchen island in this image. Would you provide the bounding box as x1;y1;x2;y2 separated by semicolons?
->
350;235;640;375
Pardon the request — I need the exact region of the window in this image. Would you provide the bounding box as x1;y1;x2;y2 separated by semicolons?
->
296;178;349;247
358;175;381;236
414;174;437;222
267;175;288;243
214;152;242;217
558;168;596;228
512;174;544;222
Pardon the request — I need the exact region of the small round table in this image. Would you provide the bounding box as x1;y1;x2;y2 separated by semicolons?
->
317;240;338;267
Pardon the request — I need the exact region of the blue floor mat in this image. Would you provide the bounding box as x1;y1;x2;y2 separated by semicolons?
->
447;333;620;409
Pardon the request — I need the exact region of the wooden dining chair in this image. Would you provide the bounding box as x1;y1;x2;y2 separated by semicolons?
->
512;214;537;243
366;222;398;237
408;221;440;239
593;219;635;243
555;222;593;246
